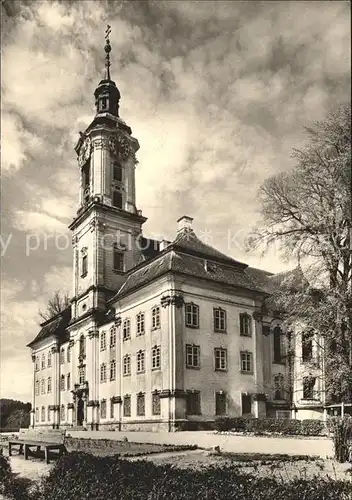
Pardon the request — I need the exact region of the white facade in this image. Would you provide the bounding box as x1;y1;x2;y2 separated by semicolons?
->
28;42;325;430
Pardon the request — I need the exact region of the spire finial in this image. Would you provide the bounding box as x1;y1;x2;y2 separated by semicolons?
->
104;24;112;80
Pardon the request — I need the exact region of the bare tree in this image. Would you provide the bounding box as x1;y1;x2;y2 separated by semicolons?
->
248;104;351;404
39;291;71;322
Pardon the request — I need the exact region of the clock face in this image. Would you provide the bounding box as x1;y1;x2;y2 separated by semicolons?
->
78;137;91;167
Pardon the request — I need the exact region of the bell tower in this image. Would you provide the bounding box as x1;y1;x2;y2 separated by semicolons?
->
69;26;147;322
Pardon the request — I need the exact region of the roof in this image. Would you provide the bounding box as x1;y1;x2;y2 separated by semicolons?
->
27;307;71;348
111;229;270;301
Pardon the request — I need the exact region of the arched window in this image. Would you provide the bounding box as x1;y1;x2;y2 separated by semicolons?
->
136;313;145;336
152;306;160;329
123;319;131;340
110;360;116;381
273;326;285;363
110;327;116;348
60;348;65;365
239;313;252;337
100;363;107;383
100;331;106;351
47;377;52;393
79;335;85;357
47;351;52;368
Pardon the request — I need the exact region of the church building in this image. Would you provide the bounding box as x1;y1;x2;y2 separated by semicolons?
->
27;30;325;431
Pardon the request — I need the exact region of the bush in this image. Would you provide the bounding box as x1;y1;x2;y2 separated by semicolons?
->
35;452;352;500
214;417;326;436
0;452;32;499
329;417;352;463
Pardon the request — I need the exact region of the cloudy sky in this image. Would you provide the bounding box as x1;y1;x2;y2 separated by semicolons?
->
1;0;350;402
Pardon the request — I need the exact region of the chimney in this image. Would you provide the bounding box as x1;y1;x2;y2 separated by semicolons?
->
177;215;194;233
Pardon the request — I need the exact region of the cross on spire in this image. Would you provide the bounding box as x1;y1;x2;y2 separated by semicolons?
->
104;24;112;80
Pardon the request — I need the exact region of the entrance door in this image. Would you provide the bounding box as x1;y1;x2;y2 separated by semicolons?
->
77;397;84;426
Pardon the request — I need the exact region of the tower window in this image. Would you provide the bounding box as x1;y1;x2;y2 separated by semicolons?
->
112;190;122;208
113;162;122;182
101;97;108;111
82;163;90;188
113;245;124;272
81;254;88;278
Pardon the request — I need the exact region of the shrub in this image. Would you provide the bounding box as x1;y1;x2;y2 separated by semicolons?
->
329;416;352;463
215;417;326;436
0;452;32;499
35;452;352;500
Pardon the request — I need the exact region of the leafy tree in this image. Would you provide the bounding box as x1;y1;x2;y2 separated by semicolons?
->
39;290;70;322
0;399;31;429
249;104;351;404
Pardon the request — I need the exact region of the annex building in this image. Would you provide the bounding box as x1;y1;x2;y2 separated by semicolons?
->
28;32;326;431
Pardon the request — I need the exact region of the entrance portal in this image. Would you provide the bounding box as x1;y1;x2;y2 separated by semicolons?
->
77;397;84;426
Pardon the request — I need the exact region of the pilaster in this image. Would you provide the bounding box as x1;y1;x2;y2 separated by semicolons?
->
51;344;60;427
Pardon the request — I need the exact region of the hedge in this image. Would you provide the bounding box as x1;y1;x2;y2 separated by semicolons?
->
33;452;351;500
214;417;326;436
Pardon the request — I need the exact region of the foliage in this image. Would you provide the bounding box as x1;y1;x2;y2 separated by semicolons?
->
0;452;33;500
248;104;352;403
328;416;352;463
33;452;352;500
0;399;31;430
214;417;326;436
38;290;70;322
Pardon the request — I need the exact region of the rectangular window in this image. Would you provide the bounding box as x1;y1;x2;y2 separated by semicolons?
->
60;349;65;364
35;381;39;396
185;303;199;328
47;377;52;393
79;336;86;357
100;400;107;419
137;351;145;373
112;190;123;209
35;356;39;371
240;351;253;373
152;306;161;329
241;393;252;415
152;346;161;370
35;408;39;422
113;246;124;272
41;379;45;394
41;355;45;369
186;392;201;415
67;347;71;363
240;313;252;336
67;373;71;391
79;366;85;384
110;360;116;381
60;375;65;391
123;355;131;376
47;407;51;422
110;327;116;348
123;319;131;340
214;308;226;332
273;326;283;363
215;392;227;415
303;376;315;400
302;332;313;362
136;313;145;336
100;363;107;383
152;392;161;415
60;405;65;422
137;393;145;416
81;254;88;278
186;344;200;368
47;352;52;368
113;162;122;182
274;373;285;400
83;162;90;189
110;401;115;419
41;406;45;422
100;332;106;351
123;395;131;417
214;348;227;371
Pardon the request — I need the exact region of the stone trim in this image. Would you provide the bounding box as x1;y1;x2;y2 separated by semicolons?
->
67;403;74;409
111;396;122;404
252;393;267;402
159;389;187;399
161;294;184;309
87;400;99;408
